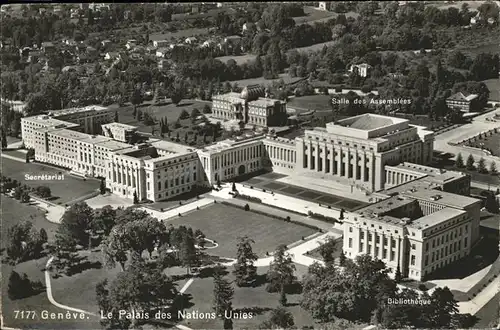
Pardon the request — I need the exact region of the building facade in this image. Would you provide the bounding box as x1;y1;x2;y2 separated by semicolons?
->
101;122;138;142
446;92;479;112
342;167;481;281
293;114;434;192
211;85;287;127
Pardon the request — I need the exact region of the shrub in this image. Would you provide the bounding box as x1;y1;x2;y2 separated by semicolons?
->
244;204;250;211
418;284;428;291
238;194;262;203
285;216;291;222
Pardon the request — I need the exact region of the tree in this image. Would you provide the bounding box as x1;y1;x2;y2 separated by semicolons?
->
477;157;488;174
466;154;475;170
339;250;346;266
1;129;7;149
58;202;94;247
259;307;295;329
114;111;118;123
51;230;79;275
130;89;142;114
318;236;337;266
171;88;183;105
92;205;116;237
179;109;190;120
395;264;402;283
100;178;106;194
191;107;200;119
133;191;138;204
180;231;199;274
203;104;212;113
213;265;234;329
233;236;258;286
490;161;497;175
339;208;345;220
8;271;41;300
429;287;459;327
485;193;500;214
35;186;51;198
39;228;48;243
97;259;178;329
455;153;464;168
6;221;43;263
266;244;296;304
21;191;30;203
232;182;236;191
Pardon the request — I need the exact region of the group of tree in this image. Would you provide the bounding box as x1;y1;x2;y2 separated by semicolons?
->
456;153;498;175
6;221;47;264
8;270;44;300
301;254;474;328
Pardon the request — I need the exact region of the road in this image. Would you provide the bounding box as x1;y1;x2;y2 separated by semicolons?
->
433;109;500;165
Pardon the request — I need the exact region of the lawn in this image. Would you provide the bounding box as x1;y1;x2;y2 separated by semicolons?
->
293;6;359;25
287;94;333;112
229;73;304;87
177;264;317;330
1;157;100;205
118;99;210;128
464;131;500;157
473;292;500;328
215;54;257;65
165;203;316;258
1;197;59;250
289;40;337;54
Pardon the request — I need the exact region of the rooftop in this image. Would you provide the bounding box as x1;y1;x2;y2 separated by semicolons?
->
447;92;478;102
409;207;467;229
49;129;109;144
200;133;265;153
337;114;406;130
249;98;281;107
212;92;245;104
23;115;75;128
401;188;480;209
48;105;110;117
102;122;138;130
94;139;131;151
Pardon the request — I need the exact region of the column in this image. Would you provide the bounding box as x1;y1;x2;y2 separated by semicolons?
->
388;235;393;263
307;143;312;169
371;230;376;256
380;232;385;259
322;144;327;173
337;147;342;176
344;149;350;178
315;144;320;171
330;145;335;174
361;152;366;182
354;151;358;180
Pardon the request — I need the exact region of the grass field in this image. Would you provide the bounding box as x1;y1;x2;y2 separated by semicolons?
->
215;54;257;65
118;99;210;133
177;264;321;330
1;197;59;250
483;79;500;101
229;73;304;87
464;131;500;157
1;157;100;205
293;6;359;25
166;204;315;258
290;40;337;54
287;95;333;112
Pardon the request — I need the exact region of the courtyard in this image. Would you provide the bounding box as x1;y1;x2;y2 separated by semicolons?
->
243;172;367;211
1;157;100;205
463;130;500;157
165;203;316;258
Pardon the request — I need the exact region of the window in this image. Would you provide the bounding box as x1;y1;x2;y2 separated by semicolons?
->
348;238;352;248
349;227;353;233
411;244;416;250
410;255;416;266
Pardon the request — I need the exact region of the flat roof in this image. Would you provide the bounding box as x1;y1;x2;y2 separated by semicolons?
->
410;208;467;229
249;98;281;107
48;105;110;117
212;92;244;104
49;129;109;144
401;188;480;209
149;139;196;155
94;139;131;150
200;133;265;153
337;114;407;130
23;115;72;127
102;122;138;130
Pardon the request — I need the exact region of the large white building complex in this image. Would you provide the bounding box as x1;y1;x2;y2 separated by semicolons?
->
20;106;482;280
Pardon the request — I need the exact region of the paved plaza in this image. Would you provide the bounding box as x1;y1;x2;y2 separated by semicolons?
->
244;172;368;211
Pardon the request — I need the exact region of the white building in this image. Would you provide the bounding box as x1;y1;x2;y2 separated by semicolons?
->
107;140;202;202
349;63;372;77
153;40;169;48
343;165;480;281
